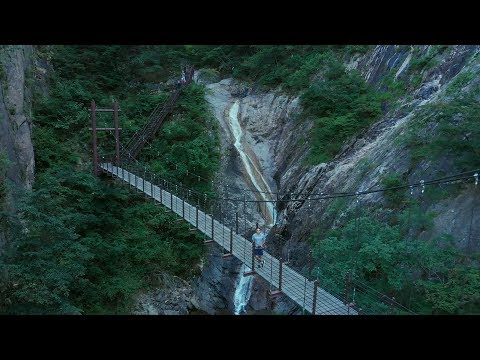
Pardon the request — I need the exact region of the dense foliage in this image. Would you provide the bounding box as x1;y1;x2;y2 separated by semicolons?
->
301;61;383;164
138;83;220;195
311;200;480;314
405;83;480;172
0;45;218;314
192;45;371;92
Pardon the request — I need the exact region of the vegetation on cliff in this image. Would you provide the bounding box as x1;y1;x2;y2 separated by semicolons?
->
0;46;219;314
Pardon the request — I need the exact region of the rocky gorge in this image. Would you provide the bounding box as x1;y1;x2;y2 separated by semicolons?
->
165;45;480;315
1;45;478;315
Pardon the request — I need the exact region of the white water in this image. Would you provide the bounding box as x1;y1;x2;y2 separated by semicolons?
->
233;264;253;315
228;101;277;226
229;100;278;314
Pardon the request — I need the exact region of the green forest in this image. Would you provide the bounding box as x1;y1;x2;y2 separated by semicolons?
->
1;46;220;314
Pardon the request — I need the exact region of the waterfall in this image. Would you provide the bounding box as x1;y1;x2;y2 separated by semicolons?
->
233;264;253;315
229;100;275;314
228;100;277;225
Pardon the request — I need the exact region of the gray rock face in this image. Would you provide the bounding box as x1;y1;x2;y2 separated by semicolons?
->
277;45;480;270
133;274;193;315
248;276;269;311
190;244;242;314
194;45;480;314
204;78;300;231
0;46;35;190
133;244;243;315
0;45;38;251
430;188;480;252
195;78;302;314
246;274;301;314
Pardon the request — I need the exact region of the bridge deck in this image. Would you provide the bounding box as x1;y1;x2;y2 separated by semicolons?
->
100;163;357;315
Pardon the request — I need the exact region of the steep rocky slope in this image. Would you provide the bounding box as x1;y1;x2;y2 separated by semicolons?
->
276;45;479;268
196;45;479;313
0;45;40;250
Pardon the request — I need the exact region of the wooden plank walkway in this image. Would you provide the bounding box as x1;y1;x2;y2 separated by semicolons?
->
100;163;357;315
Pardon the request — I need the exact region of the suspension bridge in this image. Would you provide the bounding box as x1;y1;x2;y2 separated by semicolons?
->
91;65;478;315
100;162;356;315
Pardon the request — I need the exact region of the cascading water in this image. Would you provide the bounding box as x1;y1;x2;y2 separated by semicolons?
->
233;264;253;315
228;100;278;314
228;100;277;226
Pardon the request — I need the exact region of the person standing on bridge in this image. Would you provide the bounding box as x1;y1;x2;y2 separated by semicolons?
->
252;227;266;268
